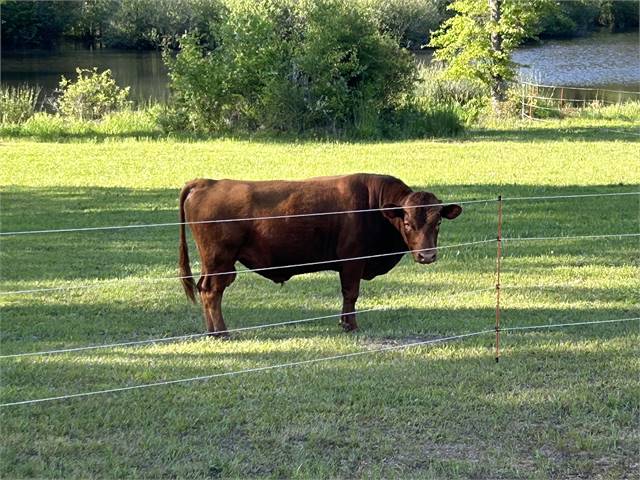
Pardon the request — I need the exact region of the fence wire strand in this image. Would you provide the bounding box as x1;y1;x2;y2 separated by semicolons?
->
1;191;639;238
501;317;640;332
3;231;638;297
0;330;492;407
503;233;640;242
2;315;638;408
520;81;640;96
0;286;497;359
0;198;493;237
0;239;495;296
502;192;639;201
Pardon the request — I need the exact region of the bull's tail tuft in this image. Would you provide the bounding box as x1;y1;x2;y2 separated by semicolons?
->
179;183;197;303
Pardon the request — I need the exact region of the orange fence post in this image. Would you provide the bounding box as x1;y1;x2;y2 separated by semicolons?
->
495;195;503;363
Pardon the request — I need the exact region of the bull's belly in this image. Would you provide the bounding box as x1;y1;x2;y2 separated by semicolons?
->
237;252;406;283
238;259;341;283
236;222;407;283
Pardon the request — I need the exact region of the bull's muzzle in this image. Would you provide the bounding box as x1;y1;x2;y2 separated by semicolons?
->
415;251;436;264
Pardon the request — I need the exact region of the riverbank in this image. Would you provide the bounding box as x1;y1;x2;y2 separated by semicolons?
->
1;100;639;143
3;31;638;107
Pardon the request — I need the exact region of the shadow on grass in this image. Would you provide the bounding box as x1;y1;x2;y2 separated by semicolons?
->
465;124;640;142
2;123;639;144
1;298;637;354
1;183;637;355
1;305;637;408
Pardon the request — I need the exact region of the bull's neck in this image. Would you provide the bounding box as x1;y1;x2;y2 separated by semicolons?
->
374;178;413;209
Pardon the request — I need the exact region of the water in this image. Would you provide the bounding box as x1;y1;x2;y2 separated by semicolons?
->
1;32;639;105
1;43;169;105
513;31;640;92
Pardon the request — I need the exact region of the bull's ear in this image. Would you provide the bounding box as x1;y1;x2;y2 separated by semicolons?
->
382;203;404;221
442;204;462;220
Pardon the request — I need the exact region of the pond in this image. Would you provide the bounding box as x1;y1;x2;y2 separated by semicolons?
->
1;43;169;105
1;32;638;106
512;31;640;93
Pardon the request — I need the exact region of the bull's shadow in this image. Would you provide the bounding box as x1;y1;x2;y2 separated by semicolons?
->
1;303;636;406
2;292;637;355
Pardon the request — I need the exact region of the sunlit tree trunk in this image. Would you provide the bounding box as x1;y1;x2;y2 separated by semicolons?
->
489;0;507;109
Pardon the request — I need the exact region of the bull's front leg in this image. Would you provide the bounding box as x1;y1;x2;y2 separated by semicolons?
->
339;261;365;332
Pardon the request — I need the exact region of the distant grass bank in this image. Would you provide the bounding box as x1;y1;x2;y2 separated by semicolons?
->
1;98;638;143
0;120;639;478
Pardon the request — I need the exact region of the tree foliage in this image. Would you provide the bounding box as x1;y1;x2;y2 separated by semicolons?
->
537;0;639;38
429;0;545;88
0;0;80;48
358;0;449;49
1;0;637;50
165;0;417;135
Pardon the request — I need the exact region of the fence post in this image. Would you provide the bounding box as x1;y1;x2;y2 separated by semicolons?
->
495;195;503;363
560;87;564;108
521;83;525;119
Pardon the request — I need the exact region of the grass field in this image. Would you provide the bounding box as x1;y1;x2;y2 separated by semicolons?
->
1;117;639;479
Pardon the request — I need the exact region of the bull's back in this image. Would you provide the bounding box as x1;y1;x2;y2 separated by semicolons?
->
184;177;353;225
237;177;367;275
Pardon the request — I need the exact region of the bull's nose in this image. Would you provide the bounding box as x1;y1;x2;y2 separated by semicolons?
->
416;252;436;264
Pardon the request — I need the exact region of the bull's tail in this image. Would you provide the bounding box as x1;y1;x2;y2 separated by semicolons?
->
179;183;197;303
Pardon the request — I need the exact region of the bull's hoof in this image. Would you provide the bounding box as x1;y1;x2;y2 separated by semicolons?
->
340;322;358;333
206;331;230;340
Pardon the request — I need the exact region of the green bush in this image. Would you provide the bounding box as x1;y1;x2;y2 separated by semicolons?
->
0;86;41;124
381;101;464;139
165;0;419;137
415;65;489;124
57;68;131;120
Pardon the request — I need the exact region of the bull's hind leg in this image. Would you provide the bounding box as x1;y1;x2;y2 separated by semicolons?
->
198;265;237;337
339;261;365;332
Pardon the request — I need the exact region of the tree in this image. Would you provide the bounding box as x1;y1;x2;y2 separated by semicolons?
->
165;0;417;135
0;0;81;48
429;0;545;110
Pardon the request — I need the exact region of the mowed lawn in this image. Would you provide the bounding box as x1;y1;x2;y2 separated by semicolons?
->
1;120;639;479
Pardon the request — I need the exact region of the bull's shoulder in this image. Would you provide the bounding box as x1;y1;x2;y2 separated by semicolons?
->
331;173;409;192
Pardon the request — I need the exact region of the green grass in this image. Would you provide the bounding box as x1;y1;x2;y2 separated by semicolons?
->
1;115;639;478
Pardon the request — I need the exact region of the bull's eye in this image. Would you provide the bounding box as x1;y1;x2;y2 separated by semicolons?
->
403;222;412;231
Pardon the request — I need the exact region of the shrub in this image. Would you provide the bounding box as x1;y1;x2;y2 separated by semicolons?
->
0;85;41;124
165;0;418;137
381;101;464;139
57;68;130;120
415;65;489;123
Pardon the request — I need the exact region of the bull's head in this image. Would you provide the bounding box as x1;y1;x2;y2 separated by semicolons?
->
382;192;462;264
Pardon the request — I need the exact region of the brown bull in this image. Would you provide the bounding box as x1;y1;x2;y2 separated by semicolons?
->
178;173;462;335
